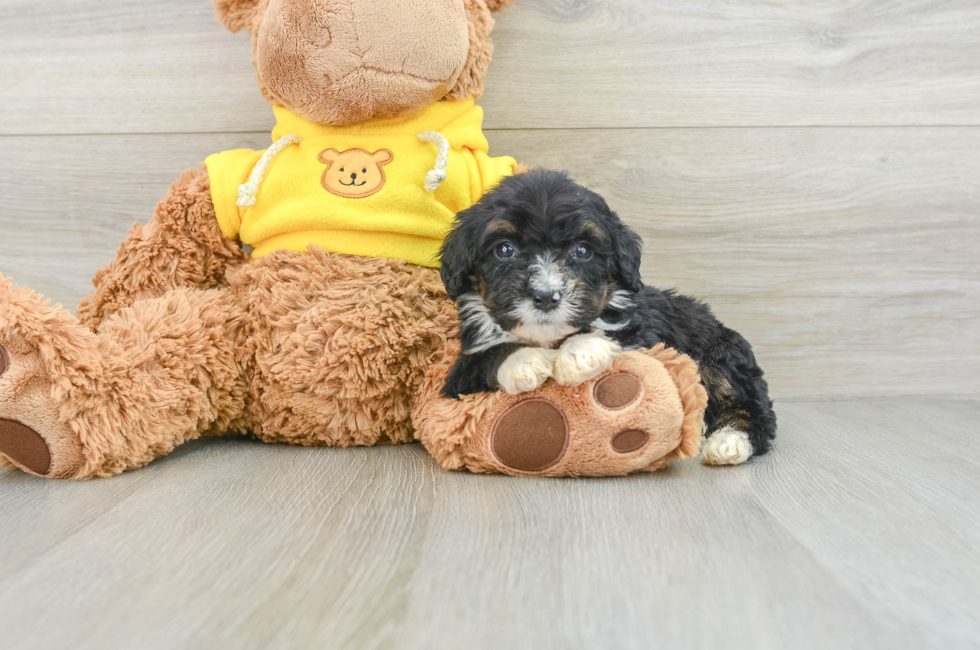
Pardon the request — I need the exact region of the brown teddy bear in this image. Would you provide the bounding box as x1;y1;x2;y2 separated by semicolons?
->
0;0;706;479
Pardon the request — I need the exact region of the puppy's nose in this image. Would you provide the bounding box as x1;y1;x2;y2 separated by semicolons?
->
532;290;562;312
350;172;358;180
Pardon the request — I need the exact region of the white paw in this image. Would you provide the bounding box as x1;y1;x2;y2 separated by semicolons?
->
701;427;753;465
496;347;559;395
553;333;622;386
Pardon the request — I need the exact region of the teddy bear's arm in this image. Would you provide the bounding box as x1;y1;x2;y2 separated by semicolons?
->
77;163;248;330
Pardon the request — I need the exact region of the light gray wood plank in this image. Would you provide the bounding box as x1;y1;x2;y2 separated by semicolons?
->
756;400;980;649
497;127;980;400
1;127;977;399
0;398;977;649
3;0;980;135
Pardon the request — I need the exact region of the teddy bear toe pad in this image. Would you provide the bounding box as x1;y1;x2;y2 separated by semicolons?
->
611;429;651;454
594;372;642;410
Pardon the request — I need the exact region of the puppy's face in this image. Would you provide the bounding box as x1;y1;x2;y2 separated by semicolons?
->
441;171;643;349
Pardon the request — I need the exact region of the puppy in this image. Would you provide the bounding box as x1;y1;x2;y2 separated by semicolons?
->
439;170;776;465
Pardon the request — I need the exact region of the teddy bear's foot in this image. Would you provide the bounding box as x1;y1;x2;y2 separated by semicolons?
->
0;343;85;478
488;374;654;474
0;278;94;478
415;346;708;478
484;360;682;476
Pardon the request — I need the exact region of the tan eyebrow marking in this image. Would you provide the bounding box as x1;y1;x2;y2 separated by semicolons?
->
582;222;609;241
487;220;517;234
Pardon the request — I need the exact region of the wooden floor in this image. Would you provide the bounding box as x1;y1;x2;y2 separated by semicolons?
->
0;398;976;650
1;0;979;648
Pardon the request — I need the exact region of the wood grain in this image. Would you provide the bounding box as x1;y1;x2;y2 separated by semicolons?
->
1;127;977;399
2;0;980;135
2;2;978;649
0;399;977;650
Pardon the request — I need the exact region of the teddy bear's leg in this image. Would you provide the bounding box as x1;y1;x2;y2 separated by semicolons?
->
413;343;708;477
0;276;249;479
229;248;457;448
77;164;246;331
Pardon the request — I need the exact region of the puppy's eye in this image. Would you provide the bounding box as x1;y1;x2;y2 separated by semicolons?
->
495;242;517;259
574;243;593;260
339;168;345;172
362;168;367;173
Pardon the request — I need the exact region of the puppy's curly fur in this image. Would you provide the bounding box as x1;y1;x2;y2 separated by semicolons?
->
440;170;776;461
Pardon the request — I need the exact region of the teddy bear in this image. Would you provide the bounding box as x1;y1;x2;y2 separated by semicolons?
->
0;0;706;480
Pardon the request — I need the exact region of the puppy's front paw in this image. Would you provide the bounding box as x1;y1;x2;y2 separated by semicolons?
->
553;333;622;386
701;427;753;465
496;347;559;395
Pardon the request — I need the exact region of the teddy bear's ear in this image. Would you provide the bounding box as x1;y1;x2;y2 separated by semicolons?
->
213;0;264;33
446;0;497;100
648;344;708;460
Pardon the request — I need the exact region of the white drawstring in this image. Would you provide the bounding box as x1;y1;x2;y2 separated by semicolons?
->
417;131;450;192
237;135;302;208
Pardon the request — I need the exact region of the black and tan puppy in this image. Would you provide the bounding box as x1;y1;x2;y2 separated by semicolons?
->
439;169;776;465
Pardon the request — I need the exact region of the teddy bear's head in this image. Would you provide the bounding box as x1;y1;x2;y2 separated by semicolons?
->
213;0;515;126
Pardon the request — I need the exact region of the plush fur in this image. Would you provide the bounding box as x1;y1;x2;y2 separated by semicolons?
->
413;340;707;477
440;170;777;462
0;0;711;479
0;0;509;478
1;248;455;478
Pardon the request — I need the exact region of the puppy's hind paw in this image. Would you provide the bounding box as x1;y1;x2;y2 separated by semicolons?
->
497;347;559;395
553;333;621;386
701;427;753;465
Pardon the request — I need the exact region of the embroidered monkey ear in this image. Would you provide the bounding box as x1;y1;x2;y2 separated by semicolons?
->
213;0;264;33
319;149;341;165
371;149;395;166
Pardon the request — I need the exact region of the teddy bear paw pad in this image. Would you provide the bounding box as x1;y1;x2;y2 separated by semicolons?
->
0;419;51;475
491;398;569;472
0;342;85;478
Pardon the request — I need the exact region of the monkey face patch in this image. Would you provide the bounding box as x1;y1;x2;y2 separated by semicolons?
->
318;148;394;199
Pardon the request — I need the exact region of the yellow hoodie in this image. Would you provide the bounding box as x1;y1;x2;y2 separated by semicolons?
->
205;99;516;268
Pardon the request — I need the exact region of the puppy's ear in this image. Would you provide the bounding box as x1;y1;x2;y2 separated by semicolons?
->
440;205;486;300
611;220;644;293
